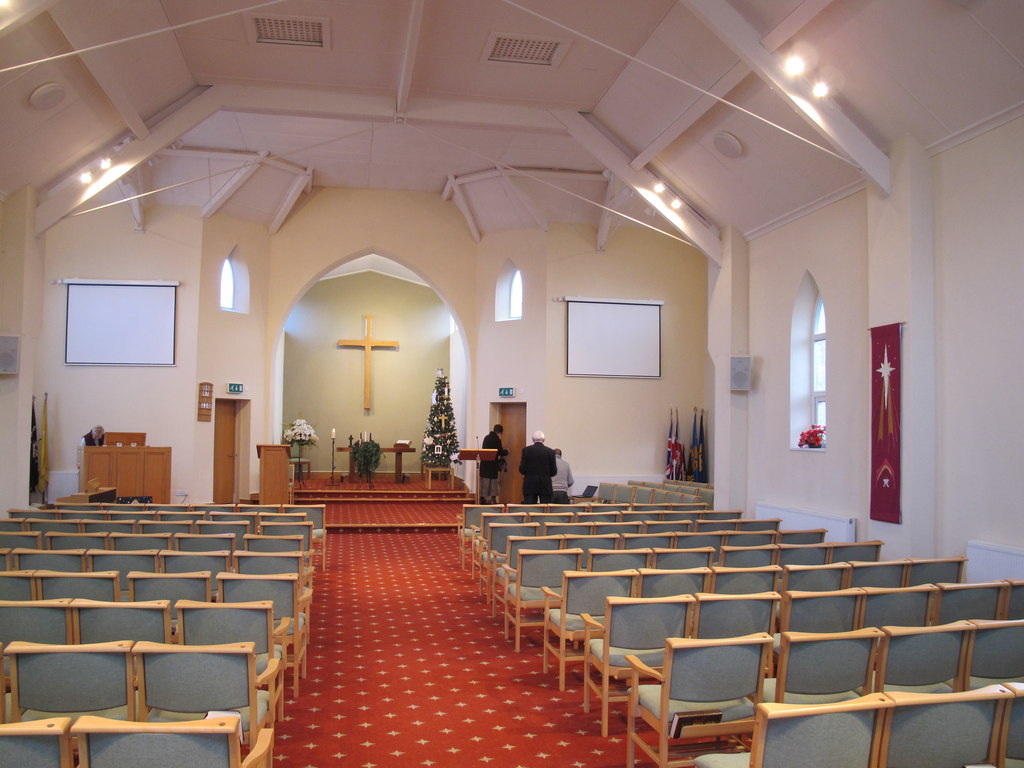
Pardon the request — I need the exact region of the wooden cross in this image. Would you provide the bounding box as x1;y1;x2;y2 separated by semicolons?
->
338;315;399;410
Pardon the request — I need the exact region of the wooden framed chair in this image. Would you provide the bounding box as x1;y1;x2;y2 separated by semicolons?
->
777;562;851;592
582;594;693;737
492;534;563;617
175;599;285;720
131;640;275;750
587;548;652;572
904;555;967;587
717;544;778;568
158;550;232;584
626;633;773;768
0;717;74;768
847;559;909;589
136;519;193;537
34;570;119;602
777;588;864;636
476;522;539;600
72;714;273;768
127;571;212;627
859;584;938;628
108;533;173;552
965;618;1024;688
1005;579;1024;620
875;621;974;694
194;520;251;550
502;548;583;651
0;531;42;550
1005;681;1024;768
71;598;172;644
691;693;894;768
620;532;677;550
234;551;313;592
457;504;502;568
720;531;779;549
87;550;160;599
933;580;1008;624
880;685;1013;768
775;543;830;567
217;573;309;697
82;520;136;536
826;540;884;563
173;533;236;553
776;528;827;545
651;547;717;570
690;592;781;640
709;565;782;595
0;570;37;601
637;567;712;599
10;549;86;573
243;534;306;553
765;627;884;704
559;533;618;559
6;640;135;723
43;532;109;551
541;569;638;691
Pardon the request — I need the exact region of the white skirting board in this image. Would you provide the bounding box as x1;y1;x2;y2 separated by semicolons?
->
965;540;1024;582
754;502;857;541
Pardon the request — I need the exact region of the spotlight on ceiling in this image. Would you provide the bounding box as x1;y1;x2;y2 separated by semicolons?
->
812;81;830;98
652;181;666;194
79;171;93;184
784;55;805;76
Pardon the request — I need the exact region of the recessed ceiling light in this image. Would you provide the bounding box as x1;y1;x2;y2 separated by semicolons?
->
652;182;665;194
100;157;112;170
784;55;805;76
670;198;682;210
713;131;744;159
79;171;93;184
28;82;66;110
812;81;830;98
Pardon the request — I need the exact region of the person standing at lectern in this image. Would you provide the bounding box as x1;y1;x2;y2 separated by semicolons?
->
81;425;105;446
480;424;508;505
519;430;557;504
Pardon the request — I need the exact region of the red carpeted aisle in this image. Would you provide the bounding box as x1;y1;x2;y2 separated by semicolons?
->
274;529;625;767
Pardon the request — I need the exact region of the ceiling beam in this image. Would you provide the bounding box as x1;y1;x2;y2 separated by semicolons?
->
552;109;721;262
269;168;312;235
115;169;144;233
681;0;890;195
596;175;631;252
49;4;149;139
36;84;237;234
500;170;548;232
445;175;481;242
200;150;268;218
396;0;426;116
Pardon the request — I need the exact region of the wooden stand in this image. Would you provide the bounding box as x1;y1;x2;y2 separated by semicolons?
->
81;446;171;503
458;448;498;504
425;466;453;489
257;444;291;504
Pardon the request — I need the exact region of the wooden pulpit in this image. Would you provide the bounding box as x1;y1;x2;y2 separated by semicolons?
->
257;444;291;504
459;448;498;504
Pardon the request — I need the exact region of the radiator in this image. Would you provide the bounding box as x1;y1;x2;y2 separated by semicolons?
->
965;540;1024;582
754;502;857;541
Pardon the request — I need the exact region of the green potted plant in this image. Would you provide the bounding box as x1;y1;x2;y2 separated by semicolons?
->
351;437;383;487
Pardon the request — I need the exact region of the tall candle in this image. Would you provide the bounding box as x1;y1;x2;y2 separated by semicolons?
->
331;428;336;439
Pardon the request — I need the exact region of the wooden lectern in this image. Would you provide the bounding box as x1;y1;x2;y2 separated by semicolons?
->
458;448;498;504
257;444;291;504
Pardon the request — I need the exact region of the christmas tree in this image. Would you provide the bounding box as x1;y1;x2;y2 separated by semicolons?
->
421;369;460;467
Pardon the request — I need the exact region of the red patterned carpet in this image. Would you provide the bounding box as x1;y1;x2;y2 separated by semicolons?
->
325;501;460;528
275;530;626;768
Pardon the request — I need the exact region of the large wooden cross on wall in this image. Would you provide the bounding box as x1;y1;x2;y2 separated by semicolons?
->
338;315;399;410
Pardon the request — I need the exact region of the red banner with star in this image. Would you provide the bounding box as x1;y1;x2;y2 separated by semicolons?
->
870;323;902;523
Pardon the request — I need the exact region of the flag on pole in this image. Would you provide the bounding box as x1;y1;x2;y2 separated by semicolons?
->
665;409;674;479
687;408;698;480
30;398;39;494
695;410;708;483
671;408;684;480
38;393;49;499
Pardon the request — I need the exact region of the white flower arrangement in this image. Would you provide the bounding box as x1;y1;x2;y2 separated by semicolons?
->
283;418;319;447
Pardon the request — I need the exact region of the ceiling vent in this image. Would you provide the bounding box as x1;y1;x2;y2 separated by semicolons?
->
483;33;570;66
247;14;330;49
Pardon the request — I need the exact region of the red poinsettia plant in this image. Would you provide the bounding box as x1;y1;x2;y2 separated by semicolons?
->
798;424;826;448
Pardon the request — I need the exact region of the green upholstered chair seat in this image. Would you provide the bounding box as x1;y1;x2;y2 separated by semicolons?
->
692;754;749;768
146;689;270;735
508;584;555;602
761;677;861;705
587;639;662;669
546;609;585;632
635;684;754;722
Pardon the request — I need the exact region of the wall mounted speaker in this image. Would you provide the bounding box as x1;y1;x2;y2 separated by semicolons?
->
0;335;20;375
730;355;751;391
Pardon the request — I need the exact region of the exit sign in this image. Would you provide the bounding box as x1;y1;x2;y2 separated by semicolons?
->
498;387;515;398
227;382;244;394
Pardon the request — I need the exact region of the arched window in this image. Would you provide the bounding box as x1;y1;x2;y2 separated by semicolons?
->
495;261;523;321
219;258;235;310
812;297;827;427
219;248;250;313
790;273;826;447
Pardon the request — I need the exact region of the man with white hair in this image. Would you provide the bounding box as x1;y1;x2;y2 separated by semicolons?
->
519;430;557;504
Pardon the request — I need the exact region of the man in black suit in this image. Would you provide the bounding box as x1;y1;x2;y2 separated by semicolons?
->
519;430;557;504
480;424;508;504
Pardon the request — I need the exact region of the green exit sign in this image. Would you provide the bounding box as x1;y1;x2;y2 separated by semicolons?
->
498;387;515;398
227;383;244;394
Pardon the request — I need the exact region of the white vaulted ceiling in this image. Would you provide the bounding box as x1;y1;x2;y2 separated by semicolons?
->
1;0;1022;259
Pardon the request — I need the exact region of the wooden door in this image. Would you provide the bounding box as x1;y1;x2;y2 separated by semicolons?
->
213;399;239;503
495;402;526;505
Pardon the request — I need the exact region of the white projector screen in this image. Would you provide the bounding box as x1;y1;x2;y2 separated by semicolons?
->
566;298;661;378
65;282;177;366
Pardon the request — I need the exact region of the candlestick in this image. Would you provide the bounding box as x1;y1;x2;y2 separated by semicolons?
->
331;428;336;439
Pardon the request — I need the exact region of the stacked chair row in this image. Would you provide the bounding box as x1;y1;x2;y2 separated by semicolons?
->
0;636;277;751
0;570;311;698
596;481;714;508
0;713;273;768
27;503;324;518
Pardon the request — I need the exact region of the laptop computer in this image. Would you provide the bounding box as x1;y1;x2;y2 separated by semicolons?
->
576;484;598;499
